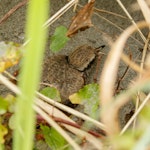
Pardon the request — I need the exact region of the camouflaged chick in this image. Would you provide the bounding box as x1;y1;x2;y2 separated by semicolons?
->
42;45;104;101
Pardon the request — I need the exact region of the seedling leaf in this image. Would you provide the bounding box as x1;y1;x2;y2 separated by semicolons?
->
41;125;69;150
0;124;8;144
40;87;61;102
50;26;69;53
0;96;9;114
0;41;22;72
69;83;100;119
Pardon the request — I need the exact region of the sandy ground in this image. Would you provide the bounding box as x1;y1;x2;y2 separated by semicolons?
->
0;0;148;127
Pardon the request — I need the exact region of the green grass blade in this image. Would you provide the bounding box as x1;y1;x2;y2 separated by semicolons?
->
13;0;49;150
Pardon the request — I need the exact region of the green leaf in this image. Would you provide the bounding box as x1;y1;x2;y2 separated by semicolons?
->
5;94;16;113
41;125;69;150
0;41;22;72
0;94;16;114
8;114;15;130
40;87;61;102
50;26;69;53
0;96;9;114
69;83;100;119
0;124;8;144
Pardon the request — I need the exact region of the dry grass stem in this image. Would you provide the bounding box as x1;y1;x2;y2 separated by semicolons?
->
121;92;150;135
104;76;150;136
94;12;143;46
78;3;128;19
0;73;105;148
100;21;150;136
36;99;103;149
35;99;76;124
4;71;17;80
0;0;27;25
62;125;103;150
132;0;150;11
43;0;78;28
94;7;128;19
37;92;106;131
116;0;146;42
73;0;79;11
0;74;20;94
0;74;80;149
121;53;146;74
34;105;82;150
140;33;150;72
133;32;150;130
1;71;106;131
137;0;150;23
2;1;150;149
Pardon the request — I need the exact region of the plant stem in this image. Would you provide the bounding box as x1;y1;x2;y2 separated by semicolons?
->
13;0;49;150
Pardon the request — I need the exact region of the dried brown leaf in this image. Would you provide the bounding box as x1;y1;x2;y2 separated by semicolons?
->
67;0;95;37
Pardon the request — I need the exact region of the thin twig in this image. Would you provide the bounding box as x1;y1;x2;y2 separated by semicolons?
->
94;7;128;19
94;12;144;47
43;0;78;28
37;115;105;138
37;92;106;131
133;32;150;130
0;0;28;25
0;73;104;149
36;97;103;149
116;0;146;43
100;21;150;136
1;71;106;131
121;92;150;135
121;53;145;74
34;105;82;150
115;52;131;93
115;65;129;93
78;3;128;19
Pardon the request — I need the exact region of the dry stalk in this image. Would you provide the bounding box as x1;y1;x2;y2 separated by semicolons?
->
78;2;144;46
137;0;150;24
94;12;143;46
36;99;103;149
37;92;106;131
0;0;27;25
131;0;150;129
104;75;150;136
116;0;146;42
94;7;128;19
78;3;128;19
133;32;150;130
0;73;105;149
0;74;80;149
34;105;81;150
100;21;150;137
2;71;106;131
43;0;78;28
121;92;150;135
121;53;146;74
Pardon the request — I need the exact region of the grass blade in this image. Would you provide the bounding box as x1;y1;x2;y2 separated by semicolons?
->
13;0;49;150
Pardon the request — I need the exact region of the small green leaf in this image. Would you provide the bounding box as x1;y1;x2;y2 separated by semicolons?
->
0;41;22;72
50;26;69;53
0;124;8;144
69;83;100;119
0;96;9;114
5;94;16;113
41;125;68;150
0;94;16;114
8;114;15;130
40;87;61;102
